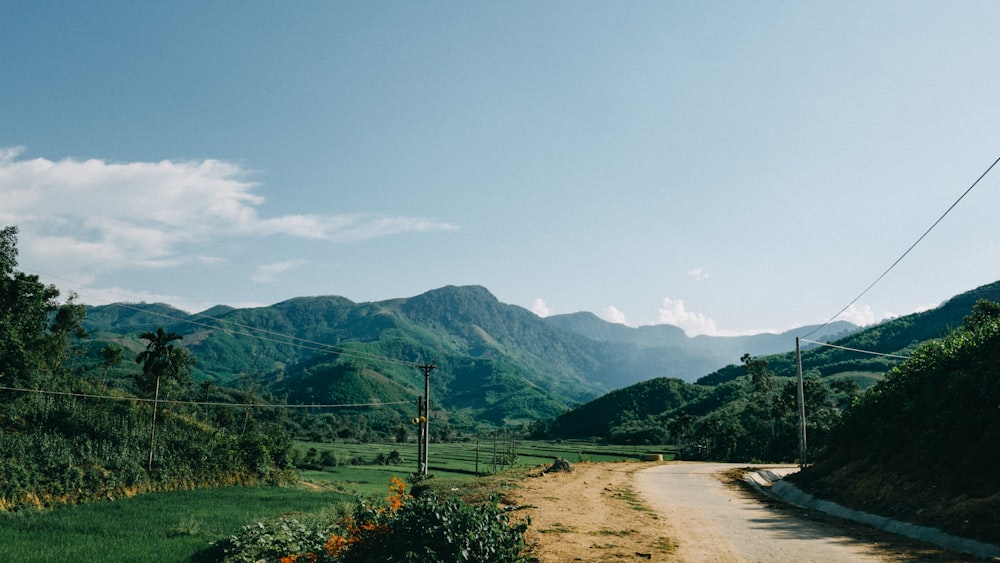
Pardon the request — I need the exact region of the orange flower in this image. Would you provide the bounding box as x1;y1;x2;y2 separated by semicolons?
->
386;476;410;512
325;534;349;556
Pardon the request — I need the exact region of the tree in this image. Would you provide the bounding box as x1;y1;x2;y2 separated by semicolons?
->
963;299;1000;330
0;225;62;386
41;292;87;378
135;327;191;395
742;353;779;439
136;327;193;470
98;344;125;388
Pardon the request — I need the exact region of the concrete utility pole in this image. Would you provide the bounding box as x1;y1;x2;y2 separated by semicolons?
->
417;364;435;476
795;338;808;467
414;397;424;476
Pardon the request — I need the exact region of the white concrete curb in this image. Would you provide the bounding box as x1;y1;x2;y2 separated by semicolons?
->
744;469;1000;560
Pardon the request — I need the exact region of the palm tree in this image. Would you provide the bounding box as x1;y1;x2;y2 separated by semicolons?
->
136;327;188;471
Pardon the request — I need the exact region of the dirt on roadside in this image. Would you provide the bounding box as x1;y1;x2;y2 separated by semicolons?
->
507;461;676;562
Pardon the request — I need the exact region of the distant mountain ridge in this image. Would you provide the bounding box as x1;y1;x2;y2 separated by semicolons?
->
80;285;859;426
544;279;1000;443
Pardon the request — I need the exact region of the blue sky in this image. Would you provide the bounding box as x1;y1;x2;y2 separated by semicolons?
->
3;2;1000;336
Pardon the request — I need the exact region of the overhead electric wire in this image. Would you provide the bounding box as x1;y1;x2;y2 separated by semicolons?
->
801;153;1000;340
0;385;413;409
798;338;911;360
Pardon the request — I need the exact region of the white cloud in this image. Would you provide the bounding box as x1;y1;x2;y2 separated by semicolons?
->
251;260;306;283
0;147;459;281
69;286;222;314
599;306;627;325
531;298;551;317
836;303;895;327
688;267;710;281
656;295;719;336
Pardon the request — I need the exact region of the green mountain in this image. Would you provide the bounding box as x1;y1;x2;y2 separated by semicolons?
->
80;284;859;428
541;279;1000;459
546;312;856;389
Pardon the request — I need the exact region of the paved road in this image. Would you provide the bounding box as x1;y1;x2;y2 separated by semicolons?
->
634;462;890;562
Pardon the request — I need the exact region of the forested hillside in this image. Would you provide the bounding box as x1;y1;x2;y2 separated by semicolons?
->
790;300;1000;545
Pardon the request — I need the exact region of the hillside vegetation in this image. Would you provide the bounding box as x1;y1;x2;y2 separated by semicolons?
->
790;300;1000;545
0;227;294;511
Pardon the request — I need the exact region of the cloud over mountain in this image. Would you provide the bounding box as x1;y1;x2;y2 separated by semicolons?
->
0;147;458;286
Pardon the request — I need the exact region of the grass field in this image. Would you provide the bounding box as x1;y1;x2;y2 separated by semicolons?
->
0;485;350;562
295;439;675;494
0;439;675;562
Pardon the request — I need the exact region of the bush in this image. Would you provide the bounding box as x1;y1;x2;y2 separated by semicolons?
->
338;493;530;563
219;504;353;563
220;477;531;563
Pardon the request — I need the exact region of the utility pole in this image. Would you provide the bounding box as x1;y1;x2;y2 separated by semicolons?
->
414;397;424;476
417;363;435;476
795;337;808;467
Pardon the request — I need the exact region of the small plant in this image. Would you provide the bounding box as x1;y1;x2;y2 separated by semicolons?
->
167;514;204;537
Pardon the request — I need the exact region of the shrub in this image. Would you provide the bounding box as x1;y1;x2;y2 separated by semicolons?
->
220;507;351;563
336;493;529;563
221;476;532;563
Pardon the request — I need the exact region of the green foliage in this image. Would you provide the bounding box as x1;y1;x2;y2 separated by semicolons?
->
545;377;706;439
340;493;530;563
219;475;530;563
0;225;68;386
0;224;297;512
220;512;348;563
814;299;1000;495
792;300;1000;544
135;327;193;396
542;356;842;462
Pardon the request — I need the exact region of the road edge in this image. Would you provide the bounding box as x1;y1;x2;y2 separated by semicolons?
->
745;468;1000;560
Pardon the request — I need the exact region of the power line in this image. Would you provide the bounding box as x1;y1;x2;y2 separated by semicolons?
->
802;153;1000;339
798;338;911;360
0;385;414;409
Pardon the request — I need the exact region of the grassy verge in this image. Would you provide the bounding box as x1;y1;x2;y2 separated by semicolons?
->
0;485;350;562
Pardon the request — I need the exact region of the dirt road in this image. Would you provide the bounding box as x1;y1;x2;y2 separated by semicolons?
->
511;461;974;562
